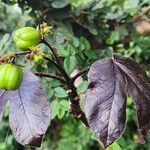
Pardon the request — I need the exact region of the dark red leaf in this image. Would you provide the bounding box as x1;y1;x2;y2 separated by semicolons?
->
9;71;51;147
85;54;150;148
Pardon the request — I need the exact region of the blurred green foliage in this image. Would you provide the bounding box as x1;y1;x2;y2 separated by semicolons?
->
0;0;150;150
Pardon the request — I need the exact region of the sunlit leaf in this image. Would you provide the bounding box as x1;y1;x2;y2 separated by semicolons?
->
9;71;51;147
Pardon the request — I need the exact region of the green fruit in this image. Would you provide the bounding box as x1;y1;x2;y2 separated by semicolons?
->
14;27;40;50
0;63;23;90
34;54;43;64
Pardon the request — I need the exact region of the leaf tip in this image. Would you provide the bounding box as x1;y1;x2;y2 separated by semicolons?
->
26;136;43;147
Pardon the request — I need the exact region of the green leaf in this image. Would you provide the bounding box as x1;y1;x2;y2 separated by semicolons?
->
55;32;65;44
68;44;76;55
51;0;69;8
59;99;69;110
0;33;11;54
88;27;98;35
50;80;61;88
70;0;91;7
80;36;91;50
58;44;76;57
106;142;122;150
77;81;89;93
123;0;139;15
50;100;60;119
106;31;120;45
57;108;66;119
64;55;77;74
57;100;69;119
79;43;85;51
71;37;80;48
54;87;67;98
57;45;70;57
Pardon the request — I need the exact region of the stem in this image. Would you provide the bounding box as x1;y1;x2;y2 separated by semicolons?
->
14;51;31;56
72;67;89;83
133;5;150;22
43;55;89;126
12;49;89;126
66;80;89;127
41;38;61;64
43;56;70;81
8;51;31;63
34;72;66;83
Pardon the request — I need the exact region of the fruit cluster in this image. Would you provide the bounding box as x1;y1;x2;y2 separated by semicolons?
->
0;24;52;90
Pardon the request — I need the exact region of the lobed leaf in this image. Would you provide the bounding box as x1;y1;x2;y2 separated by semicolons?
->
113;55;150;144
85;54;150;148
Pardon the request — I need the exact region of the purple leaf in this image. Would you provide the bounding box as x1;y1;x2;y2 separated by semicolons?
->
85;54;150;148
85;57;127;148
113;54;150;144
9;71;51;147
0;90;10;121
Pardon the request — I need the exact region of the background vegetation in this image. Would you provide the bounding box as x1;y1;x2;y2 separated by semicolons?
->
0;0;150;149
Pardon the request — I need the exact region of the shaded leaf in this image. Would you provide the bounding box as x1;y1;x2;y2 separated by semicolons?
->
9;71;51;147
51;0;69;8
85;57;127;148
85;54;150;148
113;54;150;144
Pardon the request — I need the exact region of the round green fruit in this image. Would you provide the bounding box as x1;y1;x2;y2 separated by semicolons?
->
34;54;43;64
0;63;23;90
14;27;40;50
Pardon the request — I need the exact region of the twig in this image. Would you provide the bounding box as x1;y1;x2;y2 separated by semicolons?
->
34;72;66;84
41;38;61;64
133;5;150;22
71;15;89;30
43;57;89;126
14;51;31;56
43;56;70;82
72;67;90;83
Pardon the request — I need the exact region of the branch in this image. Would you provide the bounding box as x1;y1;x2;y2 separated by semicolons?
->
72;67;89;83
12;51;31;57
41;38;61;64
34;72;66;83
43;57;89;127
67;81;89;127
133;5;150;22
11;50;89;126
5;51;31;63
43;56;70;82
